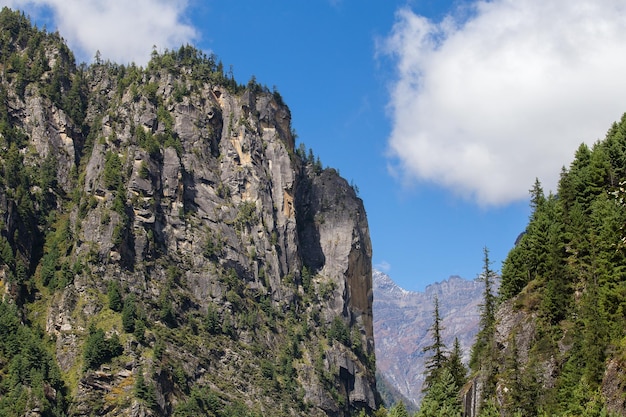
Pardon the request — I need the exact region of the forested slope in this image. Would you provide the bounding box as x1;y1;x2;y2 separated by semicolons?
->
468;113;626;416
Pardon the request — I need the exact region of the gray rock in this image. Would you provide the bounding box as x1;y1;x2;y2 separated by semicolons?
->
0;46;377;416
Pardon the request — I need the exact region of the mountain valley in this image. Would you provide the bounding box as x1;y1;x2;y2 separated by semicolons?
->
373;270;485;408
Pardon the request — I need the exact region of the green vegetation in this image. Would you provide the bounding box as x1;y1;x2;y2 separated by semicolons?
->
0;8;378;417
82;325;123;370
0;301;68;416
328;315;350;346
417;368;462;417
296;142;324;173
234;200;258;231
469;247;498;401
173;386;262;417
205;302;221;334
415;297;466;417
470;113;626;416
122;294;137;332
40;216;74;289
104;151;123;190
421;296;446;390
135;366;157;409
108;281;123;311
2;1;617;412
203;229;224;259
139;161;150;179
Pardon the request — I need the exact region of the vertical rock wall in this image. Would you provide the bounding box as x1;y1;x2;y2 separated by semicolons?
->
0;25;378;414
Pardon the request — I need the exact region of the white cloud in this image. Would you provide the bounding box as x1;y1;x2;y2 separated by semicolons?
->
375;260;392;273
382;0;626;206
2;0;197;64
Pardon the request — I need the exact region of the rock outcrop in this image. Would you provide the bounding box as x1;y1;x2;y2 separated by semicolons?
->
462;293;625;417
0;9;377;416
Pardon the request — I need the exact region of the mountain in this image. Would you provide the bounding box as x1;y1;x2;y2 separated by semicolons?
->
373;270;485;407
0;8;377;416
462;116;626;415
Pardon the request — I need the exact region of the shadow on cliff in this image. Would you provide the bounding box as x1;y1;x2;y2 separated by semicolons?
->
295;175;325;273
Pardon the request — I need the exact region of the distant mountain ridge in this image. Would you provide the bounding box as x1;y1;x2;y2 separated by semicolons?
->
373;270;486;407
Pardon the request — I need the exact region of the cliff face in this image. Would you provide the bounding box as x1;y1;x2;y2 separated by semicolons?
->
0;9;376;416
463;293;626;417
460;298;539;417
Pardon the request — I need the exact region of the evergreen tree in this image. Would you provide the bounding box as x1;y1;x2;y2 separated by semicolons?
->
487;113;626;414
83;325;122;370
108;281;123;312
470;247;498;403
477;399;499;417
103;151;122;190
446;337;467;391
529;177;545;217
205;303;220;334
501;336;541;416
419;304;466;417
135;365;157;409
479;247;497;333
580;274;608;388
388;401;410;417
502;335;522;414
417;368;462;417
538;195;571;325
122;294;137;333
422;296;446;390
134;319;146;344
500;241;530;300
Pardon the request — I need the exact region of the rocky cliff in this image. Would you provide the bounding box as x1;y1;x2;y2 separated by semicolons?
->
373;270;485;407
0;8;377;416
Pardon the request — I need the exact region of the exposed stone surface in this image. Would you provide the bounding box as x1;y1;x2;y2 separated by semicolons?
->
0;15;377;416
602;358;626;415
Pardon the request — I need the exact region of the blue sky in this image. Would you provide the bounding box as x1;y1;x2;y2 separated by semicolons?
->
7;0;626;291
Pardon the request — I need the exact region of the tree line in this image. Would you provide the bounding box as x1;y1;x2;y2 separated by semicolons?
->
394;113;626;416
467;113;626;416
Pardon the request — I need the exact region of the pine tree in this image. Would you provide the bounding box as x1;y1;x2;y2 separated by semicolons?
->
135;365;157;409
471;248;497;366
388;401;410;417
470;247;498;403
477;399;499;417
419;303;467;417
538;195;571;325
479;247;497;333
529;177;545;217
501;336;540;416
417;368;462;417
485;113;626;416
122;294;137;333
205;303;220;334
107;281;123;312
422;296;446;390
446;337;467;391
580;274;608;388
